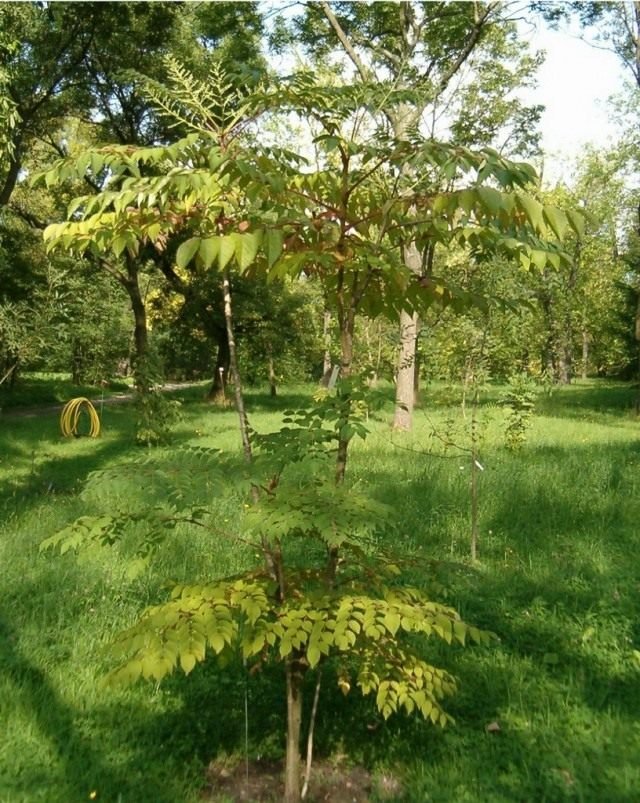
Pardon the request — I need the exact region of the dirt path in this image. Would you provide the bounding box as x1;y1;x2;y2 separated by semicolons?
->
0;382;204;419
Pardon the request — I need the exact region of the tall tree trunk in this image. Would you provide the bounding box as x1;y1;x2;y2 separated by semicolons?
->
0;138;23;207
335;304;355;485
121;254;149;392
413;327;421;405
222;270;252;463
284;660;304;803
581;328;590;379
393;309;419;430
635;289;640;413
267;343;277;397
556;342;572;385
321;309;332;385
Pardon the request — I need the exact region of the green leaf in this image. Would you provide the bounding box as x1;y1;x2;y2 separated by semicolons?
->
265;229;284;268
517;194;544;232
112;236;128;258
543;206;569;240
90;152;105;176
233;231;262;270
218;235;235;269
476;186;503;215
457;188;476;215
307;644;321;668
199;237;220;269
567;209;585;238
180;653;197;674
176;238;200;269
529;250;548;270
383;612;401;636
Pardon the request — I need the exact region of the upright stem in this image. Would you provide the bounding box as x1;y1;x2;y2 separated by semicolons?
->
581;327;589;380
470;396;479;561
322;309;332;383
267;343;277;397
335;304;355;485
222;270;280;581
222;269;252;464
122;253;149;392
301;671;322;800
393;309;419;430
284;659;304;803
393;238;422;431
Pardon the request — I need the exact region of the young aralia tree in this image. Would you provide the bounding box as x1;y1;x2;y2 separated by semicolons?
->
37;60;581;802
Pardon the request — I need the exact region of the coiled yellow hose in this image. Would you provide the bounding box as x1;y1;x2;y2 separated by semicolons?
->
60;397;101;438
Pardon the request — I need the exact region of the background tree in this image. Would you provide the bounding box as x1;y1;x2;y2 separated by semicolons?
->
278;1;544;429
1;1;267;398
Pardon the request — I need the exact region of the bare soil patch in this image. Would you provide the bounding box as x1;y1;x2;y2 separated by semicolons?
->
201;756;403;802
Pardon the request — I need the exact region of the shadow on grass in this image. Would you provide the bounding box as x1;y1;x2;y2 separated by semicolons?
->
347;436;640;798
0;614;184;803
535;380;638;422
0;412;136;512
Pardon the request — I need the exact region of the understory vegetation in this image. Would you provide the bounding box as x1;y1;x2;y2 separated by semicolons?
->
1;379;639;803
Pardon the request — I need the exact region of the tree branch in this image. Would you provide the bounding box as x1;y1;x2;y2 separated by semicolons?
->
319;3;374;82
432;2;499;101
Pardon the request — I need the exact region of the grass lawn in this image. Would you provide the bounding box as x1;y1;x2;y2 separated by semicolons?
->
1;378;639;802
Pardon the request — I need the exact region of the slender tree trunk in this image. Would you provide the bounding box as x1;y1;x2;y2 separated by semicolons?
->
556;340;572;385
390;85;423;429
635;289;640;413
207;332;230;403
581;329;590;379
393;309;419;430
0;139;23;207
222;270;252;463
413;328;421;405
470;393;479;561
267;344;278;397
321;309;332;385
121;254;149;392
335;305;355;485
284;660;304;803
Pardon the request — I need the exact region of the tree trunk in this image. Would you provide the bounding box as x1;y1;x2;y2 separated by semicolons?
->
207;332;230;403
556;341;572;385
0;139;23;207
581;328;590;380
268;344;277;397
222;270;252;463
393;309;419;430
322;309;332;381
335;305;355;485
121;254;149;392
71;340;83;385
413;332;421;406
284;660;304;803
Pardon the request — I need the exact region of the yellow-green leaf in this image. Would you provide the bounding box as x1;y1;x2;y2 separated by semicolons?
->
233;231;262;270
218;235;235;269
543;206;569;240
199;237;220;269
180;652;197;674
265;229;284;268
176;238;200;269
517;194;544;232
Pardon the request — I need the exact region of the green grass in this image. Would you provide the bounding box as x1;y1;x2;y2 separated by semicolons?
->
1;379;639;802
